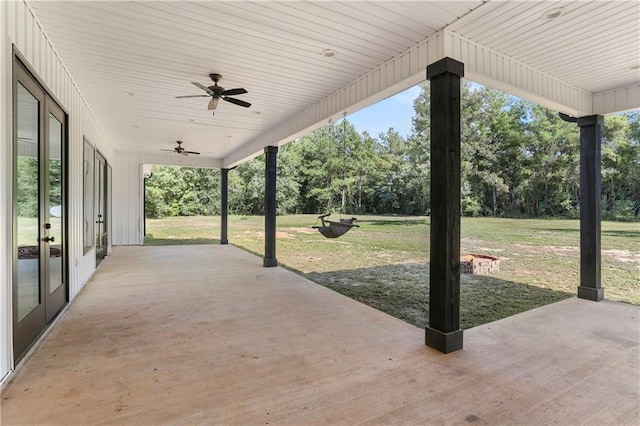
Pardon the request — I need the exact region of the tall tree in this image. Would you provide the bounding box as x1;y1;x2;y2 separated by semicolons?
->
602;113;640;219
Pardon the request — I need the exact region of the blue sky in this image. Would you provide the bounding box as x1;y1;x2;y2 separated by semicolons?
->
347;85;422;139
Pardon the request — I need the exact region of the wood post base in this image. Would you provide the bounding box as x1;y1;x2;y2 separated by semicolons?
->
577;286;604;301
426;327;463;353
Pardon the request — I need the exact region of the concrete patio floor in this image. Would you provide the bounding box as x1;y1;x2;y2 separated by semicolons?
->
1;245;638;425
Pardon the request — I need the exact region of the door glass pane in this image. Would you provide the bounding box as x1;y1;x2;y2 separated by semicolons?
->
95;158;101;253
16;83;40;321
49;113;63;294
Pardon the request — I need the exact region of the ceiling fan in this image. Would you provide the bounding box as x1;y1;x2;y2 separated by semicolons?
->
175;73;251;112
161;141;200;156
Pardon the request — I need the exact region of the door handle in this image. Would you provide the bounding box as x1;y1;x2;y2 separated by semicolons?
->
43;236;55;243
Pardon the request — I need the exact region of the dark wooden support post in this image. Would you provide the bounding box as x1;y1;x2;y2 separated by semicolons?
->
263;146;278;267
577;115;604;301
220;168;229;245
425;57;464;353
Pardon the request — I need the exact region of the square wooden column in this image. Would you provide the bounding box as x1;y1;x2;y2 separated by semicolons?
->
577;115;604;301
220;168;229;245
264;146;278;267
425;57;464;353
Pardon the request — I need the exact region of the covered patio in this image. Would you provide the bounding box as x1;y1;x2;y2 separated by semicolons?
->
2;245;638;424
2;1;639;420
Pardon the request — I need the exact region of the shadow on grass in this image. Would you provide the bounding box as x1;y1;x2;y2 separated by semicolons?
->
144;235;220;246
290;263;572;330
601;230;640;238
357;219;429;226
541;228;640;239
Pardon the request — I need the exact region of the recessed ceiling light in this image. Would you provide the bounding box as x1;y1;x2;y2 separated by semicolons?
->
630;64;640;70
227;135;233;138
124;91;135;96
188;119;195;122
320;49;337;58
541;7;565;20
253;111;261;115
129;124;138;128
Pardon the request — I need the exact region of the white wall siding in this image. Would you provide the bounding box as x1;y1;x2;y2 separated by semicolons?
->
1;0;113;379
112;152;143;246
1;0;12;380
112;152;220;246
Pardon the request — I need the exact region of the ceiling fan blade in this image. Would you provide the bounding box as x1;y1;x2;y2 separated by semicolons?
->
192;82;213;94
208;97;219;110
184;150;200;155
223;97;251;108
160;149;175;152
221;88;247;96
175;94;210;98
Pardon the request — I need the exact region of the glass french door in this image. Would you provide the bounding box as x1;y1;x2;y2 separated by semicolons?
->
95;151;107;264
13;58;67;362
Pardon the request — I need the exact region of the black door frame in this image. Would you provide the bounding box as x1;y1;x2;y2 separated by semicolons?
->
12;52;69;362
95;150;108;265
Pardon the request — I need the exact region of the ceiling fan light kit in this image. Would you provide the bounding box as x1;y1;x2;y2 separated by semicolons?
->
175;73;251;113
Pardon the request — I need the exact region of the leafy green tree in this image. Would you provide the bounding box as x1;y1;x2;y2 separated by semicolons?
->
142;89;638;222
17;156;39;217
602;113;640;219
521;104;579;217
145;165;220;218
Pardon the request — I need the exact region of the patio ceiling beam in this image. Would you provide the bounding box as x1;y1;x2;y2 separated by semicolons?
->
222;31;446;168
440;30;594;117
222;28;608;169
593;83;640;115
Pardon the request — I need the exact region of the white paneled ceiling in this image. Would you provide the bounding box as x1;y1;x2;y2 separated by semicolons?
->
26;1;640;165
447;1;640;93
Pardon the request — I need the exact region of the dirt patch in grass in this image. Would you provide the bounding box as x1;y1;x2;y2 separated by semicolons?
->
603;249;640;264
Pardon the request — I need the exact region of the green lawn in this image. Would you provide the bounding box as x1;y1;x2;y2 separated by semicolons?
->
145;215;640;329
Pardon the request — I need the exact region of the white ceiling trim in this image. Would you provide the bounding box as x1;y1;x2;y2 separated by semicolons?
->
593;83;640;116
139;152;221;169
441;30;594;118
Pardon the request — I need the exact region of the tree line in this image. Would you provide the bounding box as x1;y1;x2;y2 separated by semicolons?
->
145;82;640;221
